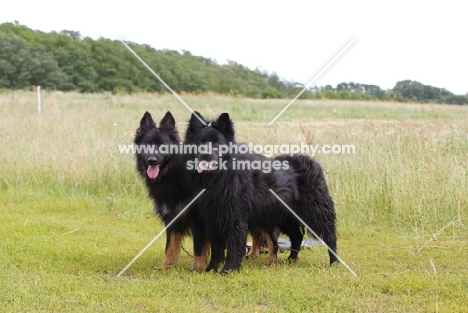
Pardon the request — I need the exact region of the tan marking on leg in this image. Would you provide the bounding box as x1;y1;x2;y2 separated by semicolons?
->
162;232;183;269
191;239;211;271
266;234;277;265
246;237;261;258
199;240;211;269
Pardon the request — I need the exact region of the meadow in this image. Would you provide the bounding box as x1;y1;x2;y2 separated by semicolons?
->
0;91;467;312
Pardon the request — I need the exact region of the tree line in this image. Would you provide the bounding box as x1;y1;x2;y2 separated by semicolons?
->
0;22;467;105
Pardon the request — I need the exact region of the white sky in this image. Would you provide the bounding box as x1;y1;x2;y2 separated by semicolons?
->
2;0;467;94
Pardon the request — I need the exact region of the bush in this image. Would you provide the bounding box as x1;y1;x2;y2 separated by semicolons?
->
261;87;284;99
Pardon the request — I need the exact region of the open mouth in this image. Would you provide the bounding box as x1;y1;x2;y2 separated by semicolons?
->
146;164;160;179
197;160;217;173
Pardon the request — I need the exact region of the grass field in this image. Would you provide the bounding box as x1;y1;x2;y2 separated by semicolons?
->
1;91;467;312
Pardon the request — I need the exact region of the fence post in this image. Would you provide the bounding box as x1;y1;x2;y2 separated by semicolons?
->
37;86;41;114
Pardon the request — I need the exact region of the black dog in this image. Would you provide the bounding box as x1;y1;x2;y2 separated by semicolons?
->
185;112;339;273
184;112;306;273
134;111;209;270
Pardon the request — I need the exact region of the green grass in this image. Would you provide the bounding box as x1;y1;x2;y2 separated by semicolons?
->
1;91;467;312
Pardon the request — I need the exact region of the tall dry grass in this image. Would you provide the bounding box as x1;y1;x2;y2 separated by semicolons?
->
1;91;467;232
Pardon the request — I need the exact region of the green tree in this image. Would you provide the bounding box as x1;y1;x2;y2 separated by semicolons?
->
56;47;97;92
393;80;425;101
28;43;68;88
261;87;284;99
0;34;31;89
439;94;468;105
90;39;126;92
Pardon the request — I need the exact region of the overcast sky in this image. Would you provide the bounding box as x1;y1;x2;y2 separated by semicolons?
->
2;1;467;94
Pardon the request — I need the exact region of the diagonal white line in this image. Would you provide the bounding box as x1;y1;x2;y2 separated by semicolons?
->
268;38;356;125
269;189;357;276
118;39;206;125
117;189;206;277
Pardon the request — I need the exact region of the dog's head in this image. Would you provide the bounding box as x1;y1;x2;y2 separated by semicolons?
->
134;111;180;180
185;112;235;173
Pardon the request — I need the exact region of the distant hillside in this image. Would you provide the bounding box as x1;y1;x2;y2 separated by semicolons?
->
0;22;466;104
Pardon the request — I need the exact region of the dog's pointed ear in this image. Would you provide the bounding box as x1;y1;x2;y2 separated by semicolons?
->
185;111;206;140
214;113;235;141
136;111;156;136
189;111;206;128
159;111;176;132
160;111;181;141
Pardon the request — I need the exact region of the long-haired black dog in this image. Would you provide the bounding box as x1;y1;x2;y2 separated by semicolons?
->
185;112;338;273
134;111;209;271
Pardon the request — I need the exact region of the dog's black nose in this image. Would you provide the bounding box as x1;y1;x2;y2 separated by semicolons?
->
203;153;211;158
148;156;158;165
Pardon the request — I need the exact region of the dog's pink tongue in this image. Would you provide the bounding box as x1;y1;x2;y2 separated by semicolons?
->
147;165;160;179
197;162;205;173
